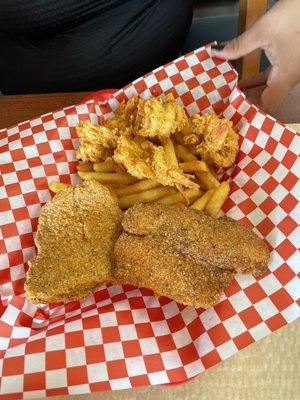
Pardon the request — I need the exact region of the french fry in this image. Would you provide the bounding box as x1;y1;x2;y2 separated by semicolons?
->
118;186;176;209
155;188;202;205
161;137;178;167
76;162;93;172
190;188;215;211
78;171;137;184
175;145;219;189
179;161;208;173
93;162;116;173
49;182;71;193
205;181;230;217
116;179;160;196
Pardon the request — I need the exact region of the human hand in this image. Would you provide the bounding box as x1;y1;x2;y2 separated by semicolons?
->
211;0;300;113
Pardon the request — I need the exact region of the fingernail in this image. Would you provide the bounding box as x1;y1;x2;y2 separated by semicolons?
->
211;43;225;51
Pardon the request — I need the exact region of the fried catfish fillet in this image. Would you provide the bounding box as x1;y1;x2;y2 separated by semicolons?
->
113;135;197;189
113;204;270;308
25;181;122;303
182;113;239;168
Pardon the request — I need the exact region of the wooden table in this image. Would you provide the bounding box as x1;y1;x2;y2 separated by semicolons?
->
0;93;299;400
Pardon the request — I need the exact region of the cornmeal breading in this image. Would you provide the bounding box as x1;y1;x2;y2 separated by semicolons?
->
25;181;122;303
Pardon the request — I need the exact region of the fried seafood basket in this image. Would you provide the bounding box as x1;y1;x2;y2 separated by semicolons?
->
0;45;299;398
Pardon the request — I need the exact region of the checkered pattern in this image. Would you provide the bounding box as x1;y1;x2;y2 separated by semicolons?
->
0;45;299;398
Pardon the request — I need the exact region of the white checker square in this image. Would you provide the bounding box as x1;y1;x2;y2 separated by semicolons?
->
162;301;180;319
254;150;271;167
46;369;67;389
172;327;192;348
0;282;13;297
268;205;287;225
266;227;286;247
3;171;18;185
119;324;138;341
139;338;159;355
190;86;206;101
247;208;266;226
289;134;300;154
194;332;214;357
151;320;170;337
28;205;42;219
174;82;189;95
110;378;131;390
19;179;36;194
9;139;22;150
11;326;31;339
65;319;83;332
185;359;204;378
84;328;103;346
0;210;14;224
290;155;300;176
4;343;26;358
125;356;147;376
235;170;250;187
66;347;86;367
68;384;90;395
45;334;66;351
43;120;57;130
258;274;282;296
256;130;270;149
24;145;39;159
181;307;198;326
148;371;169;385
9;194;26;209
0;337;10;350
24;353;45;373
199;309;221;330
113;299;130;312
143;296;160;308
249;322;271;341
270;123;284;141
104;342;124;361
161;350;182;369
0;375;24;394
273;142;287;162
286;252;300;275
268;250;284;271
1;305;19;325
230;188;248;204
288;227;300;249
107;284;124;297
281;303;300;323
284;277;300;301
250;187;268;206
132;309;149;324
30;117;42;127
254;298;278;320
87;362;108;383
251;113;265;129
23;390;46;399
223;315;247;338
216;340;238;361
14;159;29;171
181;68;194;81
273;164;289;182
228;291;252;313
235;274;256;289
252;168;269;186
186;53;199;67
165;63;179;77
99;312;117;327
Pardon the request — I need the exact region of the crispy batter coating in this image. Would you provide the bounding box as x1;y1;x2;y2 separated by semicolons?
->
25;181;122;303
113;204;270;308
113;135;198;189
182;113;239;168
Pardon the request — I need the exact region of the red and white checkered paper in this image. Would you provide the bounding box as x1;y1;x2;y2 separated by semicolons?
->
0;45;299;398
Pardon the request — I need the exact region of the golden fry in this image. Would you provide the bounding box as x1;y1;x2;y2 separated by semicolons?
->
116;180;160;196
76;162;93;172
179;161;208;173
118;186;176;209
93;162;115;173
49;182;71;193
161;137;178;168
205;181;230;217
190;189;215;211
155;188;202;205
78;171;137;185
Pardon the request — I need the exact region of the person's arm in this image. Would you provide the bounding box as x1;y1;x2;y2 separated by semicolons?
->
212;0;300;113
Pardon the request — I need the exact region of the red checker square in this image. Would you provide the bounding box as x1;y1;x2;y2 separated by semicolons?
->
31;124;44;134
181;91;194;106
243;179;259;195
224;278;242;297
261;117;275;133
107;359;127;379
43;164;59;176
281;150;297;170
144;354;164;372
62;139;75;150
89;381;111;392
214;300;236;322
46;350;66;370
46;387;69;396
8;249;24;266
175;59;189;71
202;80;216;93
65;331;84;348
24;372;45;391
166;367;187;382
207;323;231;347
154;69;168;81
223;70;236;83
265;137;278;153
244;282;267;304
239;306;263;329
269;288;293;312
201;349;221;369
260;197;277;215
26;339;45;354
135;322;154;338
186;77;200;89
0;197;11;211
273;264;295;286
244;107;257;122
12;278;26;295
0;321;13;337
27;157;42;168
197;96;210;111
218;85;231;98
187;318;205;341
21;135;35;147
46;325;65;336
197;49;209;61
67;366;88;386
167;314;185;333
23;191;40;206
55;116;69;127
238;198;257;215
281;172;298;191
20;233;34;248
41;114;54;123
85;344;105;364
276;239;296;260
16;169;32;182
5;182;22;197
264;158;279;174
130;374;150;388
170;73;183;86
102;327;121;343
82;315;101;329
280;129;294;147
116;310;134;325
243;160;260;176
256;218;274;237
147;308;164;322
156;335;176;353
281;193;297;213
277;215;297;236
191;64;204;75
1;223;19;239
205;67;219;78
265;313;287;331
178;343;199;366
2;356;24;376
19;121;30;130
233;331;255;350
11;148;26;162
261;176;278;195
134;79;148;93
122;340;142;358
0;393;22;400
